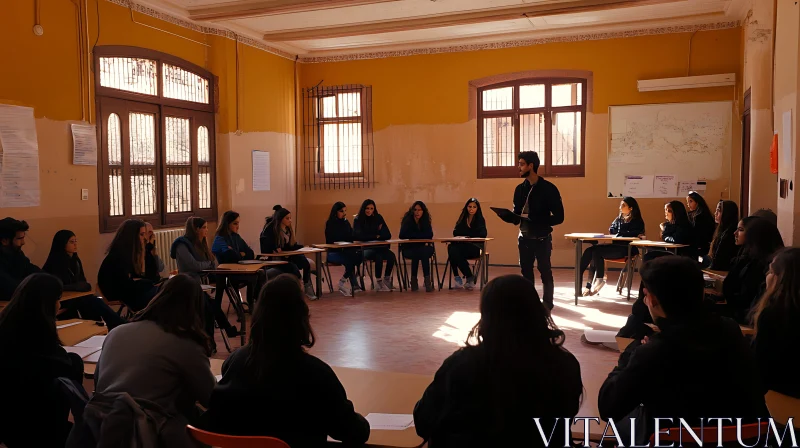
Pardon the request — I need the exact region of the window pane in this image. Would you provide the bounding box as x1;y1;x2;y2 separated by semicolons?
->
552;111;582;165
162;63;209;104
321;96;337;118
165;117;191;165
482;116;514;167
322;123;362;173
129;113;156;165
520;113;546;162
99;57;157;96
109;167;123;217
337;92;361;118
519;84;545;109
131;167;156;215
198;126;210;164
199;167;211;209
552;83;583;107
482;87;513;111
107;113;122;165
166;167;192;213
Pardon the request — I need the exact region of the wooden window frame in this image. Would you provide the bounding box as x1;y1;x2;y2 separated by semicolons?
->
95;46;217;232
477;77;587;179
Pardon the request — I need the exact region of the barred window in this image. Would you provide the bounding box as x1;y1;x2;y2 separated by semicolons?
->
302;85;374;190
95;46;216;231
478;78;586;178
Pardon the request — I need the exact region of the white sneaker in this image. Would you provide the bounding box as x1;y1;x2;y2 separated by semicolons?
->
590;278;606;295
376;279;391;292
338;279;352;297
464;277;475;291
383;276;395;291
304;282;318;300
453;276;464;289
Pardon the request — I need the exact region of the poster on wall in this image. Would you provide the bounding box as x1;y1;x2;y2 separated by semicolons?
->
71;123;98;166
0;104;41;207
252;150;271;191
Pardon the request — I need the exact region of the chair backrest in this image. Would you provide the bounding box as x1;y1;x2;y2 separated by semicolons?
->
186;425;291;448
648;422;768;446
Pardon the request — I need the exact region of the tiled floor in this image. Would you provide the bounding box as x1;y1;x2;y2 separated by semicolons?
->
212;266;636;393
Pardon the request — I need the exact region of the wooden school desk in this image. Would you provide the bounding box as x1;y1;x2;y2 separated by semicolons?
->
59;290;96;303
565;234;640;305
259;248;326;298
435;237;493;290
57;319;107;347
313;242;406;292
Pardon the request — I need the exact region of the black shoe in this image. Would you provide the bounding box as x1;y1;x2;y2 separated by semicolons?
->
225;326;240;338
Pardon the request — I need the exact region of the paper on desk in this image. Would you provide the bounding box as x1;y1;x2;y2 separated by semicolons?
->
334;241;352;245
75;335;106;348
365;413;414;430
56;322;82;329
237;260;264;264
201;284;215;291
296;247;318;252
64;346;101;359
215;375;222;382
84;349;102;363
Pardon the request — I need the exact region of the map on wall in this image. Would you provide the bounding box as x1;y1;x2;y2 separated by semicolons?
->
607;101;731;198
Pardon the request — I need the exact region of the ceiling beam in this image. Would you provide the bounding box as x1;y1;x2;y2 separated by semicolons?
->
189;0;403;21
260;0;684;42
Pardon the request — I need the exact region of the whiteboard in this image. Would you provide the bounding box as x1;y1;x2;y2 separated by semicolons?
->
607;101;731;198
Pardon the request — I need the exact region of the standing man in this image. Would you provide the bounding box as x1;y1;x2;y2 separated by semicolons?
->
513;151;564;311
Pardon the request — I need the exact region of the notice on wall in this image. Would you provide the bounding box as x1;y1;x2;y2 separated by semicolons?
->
252;150;270;191
0;104;41;207
653;175;677;198
623;175;654;197
71;123;97;166
782;110;793;176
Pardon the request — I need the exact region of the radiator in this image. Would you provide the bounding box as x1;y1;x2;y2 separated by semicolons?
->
154;228;183;275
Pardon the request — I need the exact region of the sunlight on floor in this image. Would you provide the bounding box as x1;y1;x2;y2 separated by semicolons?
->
432;311;480;346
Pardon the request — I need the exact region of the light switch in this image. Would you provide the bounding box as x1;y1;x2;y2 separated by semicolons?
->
81;189;89;201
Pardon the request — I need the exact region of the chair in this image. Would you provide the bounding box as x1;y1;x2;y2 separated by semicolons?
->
647;421;768;446
322;255;366;293
439;245;489;291
398;243;440;290
593;254;638;300
186;425;291;448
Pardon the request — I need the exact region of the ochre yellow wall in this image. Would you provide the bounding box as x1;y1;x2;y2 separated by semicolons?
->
297;29;743;267
0;0;295;283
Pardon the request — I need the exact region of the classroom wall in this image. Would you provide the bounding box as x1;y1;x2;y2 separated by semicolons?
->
773;0;799;245
0;0;296;284
297;29;743;267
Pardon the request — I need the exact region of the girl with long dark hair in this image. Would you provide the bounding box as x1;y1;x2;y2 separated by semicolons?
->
414;275;583;446
0;274;85;447
260;205;315;299
212;210;266;309
686;191;716;257
579;196;645;296
202;274;370;446
448;198;487;290
705;200;739;271
97;219;158;312
353;199;396;292
325;202;363;296
399;201;435;292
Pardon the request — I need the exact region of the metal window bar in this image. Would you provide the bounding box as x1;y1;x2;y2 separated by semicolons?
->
302;84;374;190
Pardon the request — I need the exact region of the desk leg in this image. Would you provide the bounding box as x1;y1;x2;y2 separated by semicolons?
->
626;244;633;301
316;252;323;299
574;240;582;306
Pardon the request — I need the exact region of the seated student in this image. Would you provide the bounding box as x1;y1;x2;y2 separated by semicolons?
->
448;198;487;290
579;197;644;296
0;274;86;448
260;205;316;300
414;275;582;447
212;210;266;309
97;219;159;312
353;199;396;292
704;200;739;271
751;247;800;398
82;275;215;447
325;202;363;296
722;216;784;323
42;230;126;329
0;217;39;302
686;191;716;257
660;200;694;254
202;274;370;446
399;201;435;292
598;257;766;444
172;217;239;344
144;221;165;282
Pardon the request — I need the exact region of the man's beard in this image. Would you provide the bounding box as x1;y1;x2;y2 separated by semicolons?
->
519;168;530;178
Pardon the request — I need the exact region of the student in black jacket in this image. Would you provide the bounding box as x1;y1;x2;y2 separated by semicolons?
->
579;197;645;296
260;205;316;300
722;216;784;324
599;257;767;444
447;198;487;290
686;191;716;258
705;200;739;271
212;211;266;309
414;275;582;448
0;273;86;448
97;219;159;312
660;200;694;254
0;217;39;302
399;201;435;292
353;199;396;292
325;202;363;296
144;222;165;283
42;230;126;329
750;247;800;398
202;274;370;447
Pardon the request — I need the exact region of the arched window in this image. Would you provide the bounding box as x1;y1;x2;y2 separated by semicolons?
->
95;46;216;231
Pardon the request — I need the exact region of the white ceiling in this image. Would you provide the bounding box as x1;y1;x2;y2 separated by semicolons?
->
137;0;749;58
